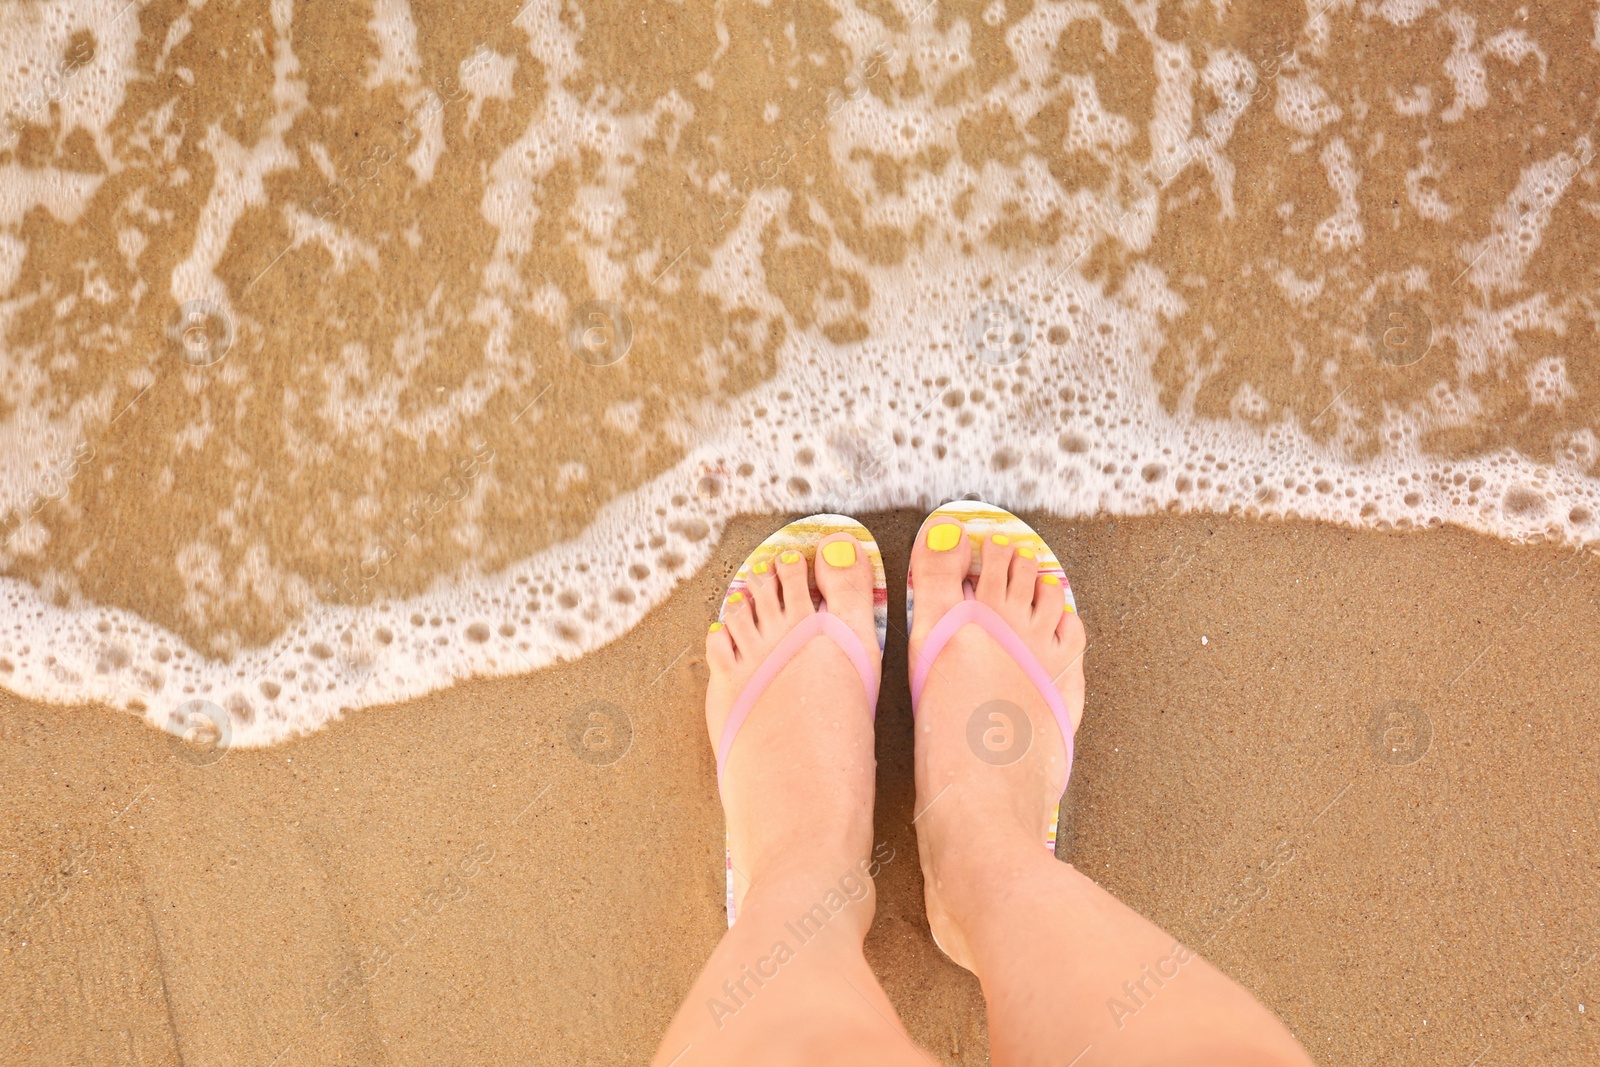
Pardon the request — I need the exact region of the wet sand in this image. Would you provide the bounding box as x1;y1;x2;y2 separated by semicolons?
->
3;511;1597;1065
5;0;1600;736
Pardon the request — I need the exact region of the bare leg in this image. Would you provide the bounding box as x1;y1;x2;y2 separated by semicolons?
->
653;534;926;1067
908;520;1316;1067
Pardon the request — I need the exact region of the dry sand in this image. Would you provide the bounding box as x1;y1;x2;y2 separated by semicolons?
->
3;511;1597;1065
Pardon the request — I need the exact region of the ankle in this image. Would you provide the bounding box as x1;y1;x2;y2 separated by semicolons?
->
920;817;1053;919
739;854;882;941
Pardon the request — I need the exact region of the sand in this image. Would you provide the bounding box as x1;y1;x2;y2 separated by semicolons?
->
4;2;1600;1063
3;511;1597;1065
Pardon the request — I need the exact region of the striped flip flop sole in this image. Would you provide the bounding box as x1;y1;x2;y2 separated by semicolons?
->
719;514;888;925
907;499;1077;854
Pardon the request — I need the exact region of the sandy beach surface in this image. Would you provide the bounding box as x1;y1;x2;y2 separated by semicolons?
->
3;511;1597;1065
3;2;1600;1060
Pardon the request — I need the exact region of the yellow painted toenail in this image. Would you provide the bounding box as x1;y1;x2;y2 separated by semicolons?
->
927;523;962;552
753;561;768;574
822;540;857;568
1040;574;1059;585
709;622;724;633
727;591;744;604
780;550;801;564
991;534;1010;546
1018;547;1035;559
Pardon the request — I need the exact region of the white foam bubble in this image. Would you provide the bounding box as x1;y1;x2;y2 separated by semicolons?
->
1377;0;1439;29
1405;136;1455;221
1314;137;1364;251
1275;74;1342;135
366;0;423;90
0;0;141;155
1462;141;1589;294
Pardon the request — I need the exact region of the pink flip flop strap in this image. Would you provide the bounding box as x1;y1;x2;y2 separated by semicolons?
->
910;586;1075;782
715;610;880;792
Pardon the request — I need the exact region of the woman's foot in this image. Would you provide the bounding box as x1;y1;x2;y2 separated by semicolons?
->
907;518;1087;970
706;532;883;916
652;531;920;1066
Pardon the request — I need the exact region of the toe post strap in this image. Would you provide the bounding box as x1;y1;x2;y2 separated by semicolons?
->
714;610;879;793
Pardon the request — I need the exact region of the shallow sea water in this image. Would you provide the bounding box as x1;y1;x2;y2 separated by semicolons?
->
1;0;1598;744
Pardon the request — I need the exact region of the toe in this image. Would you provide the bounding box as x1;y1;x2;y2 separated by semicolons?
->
706;620;736;670
814;532;879;652
723;589;760;648
773;547;814;617
1055;599;1084;645
975;532;1014;608
1055;610;1087;732
1006;546;1039;610
909;516;971;640
747;557;783;625
1032;572;1065;629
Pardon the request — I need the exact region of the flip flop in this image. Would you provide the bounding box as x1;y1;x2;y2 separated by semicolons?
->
907;499;1078;855
715;514;888;926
